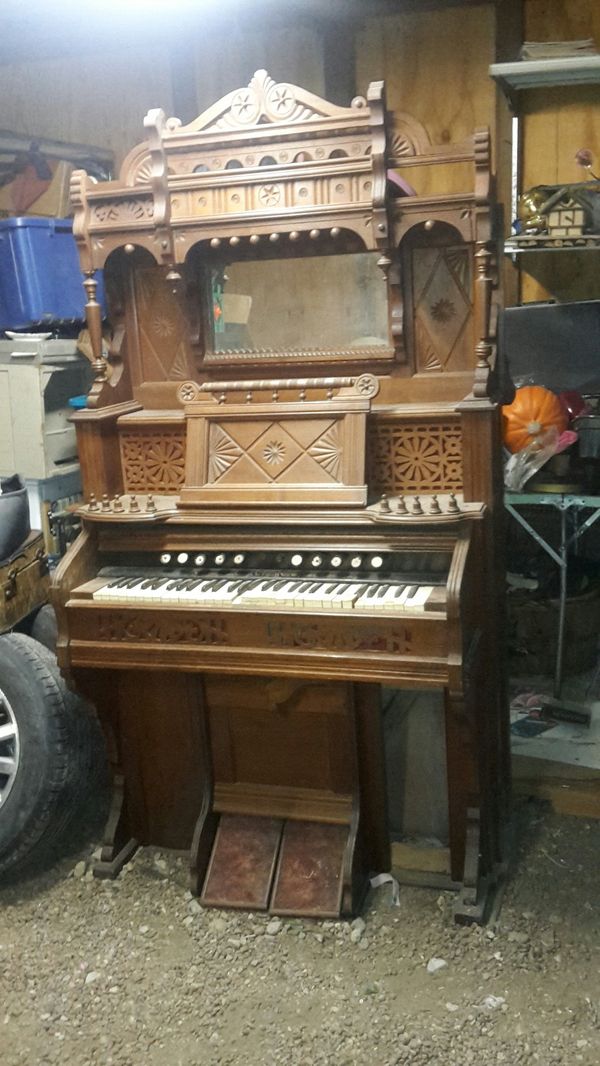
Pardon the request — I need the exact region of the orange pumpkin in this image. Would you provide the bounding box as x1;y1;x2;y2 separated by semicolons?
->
502;385;568;453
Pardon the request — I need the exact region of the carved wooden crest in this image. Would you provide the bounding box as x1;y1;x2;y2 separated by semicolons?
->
182;69;372;133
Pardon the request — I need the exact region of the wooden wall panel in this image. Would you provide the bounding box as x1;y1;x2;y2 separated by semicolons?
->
522;86;600;190
0;49;173;170
524;0;600;42
194;23;325;114
356;4;496;183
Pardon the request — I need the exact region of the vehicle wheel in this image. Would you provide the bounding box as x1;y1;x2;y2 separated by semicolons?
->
0;632;108;879
29;604;58;655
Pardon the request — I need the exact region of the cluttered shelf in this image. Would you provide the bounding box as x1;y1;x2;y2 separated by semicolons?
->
490;55;600;100
505;235;600;255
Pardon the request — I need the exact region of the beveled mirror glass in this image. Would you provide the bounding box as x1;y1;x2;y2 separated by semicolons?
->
207;253;391;363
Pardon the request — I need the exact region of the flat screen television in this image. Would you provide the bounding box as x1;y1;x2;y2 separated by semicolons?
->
501;300;600;394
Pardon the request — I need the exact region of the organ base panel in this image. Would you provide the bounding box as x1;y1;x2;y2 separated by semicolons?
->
54;69;509;925
56;501;507;923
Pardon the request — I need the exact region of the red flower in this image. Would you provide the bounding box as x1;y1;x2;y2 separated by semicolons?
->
575;148;599;179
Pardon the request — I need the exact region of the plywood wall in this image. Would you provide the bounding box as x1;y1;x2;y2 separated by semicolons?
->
0;49;173;171
356;5;496;145
524;0;600;42
194;23;325;115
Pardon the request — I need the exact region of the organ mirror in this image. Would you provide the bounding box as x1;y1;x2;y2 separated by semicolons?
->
205;251;392;363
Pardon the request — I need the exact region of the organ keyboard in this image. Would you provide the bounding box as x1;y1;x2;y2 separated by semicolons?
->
53;71;509;925
82;555;446;614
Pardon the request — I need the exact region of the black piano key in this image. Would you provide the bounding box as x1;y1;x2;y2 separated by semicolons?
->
376;585;388;599
297;582;312;593
233;579;256;595
394;585;407;599
365;585;379;599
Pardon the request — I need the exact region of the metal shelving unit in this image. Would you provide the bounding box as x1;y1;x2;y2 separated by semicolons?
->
490;55;600;102
505;492;600;697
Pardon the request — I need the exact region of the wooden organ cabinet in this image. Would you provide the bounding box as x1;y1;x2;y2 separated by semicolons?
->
53;71;509;923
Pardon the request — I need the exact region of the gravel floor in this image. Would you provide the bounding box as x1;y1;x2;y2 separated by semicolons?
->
1;800;599;1066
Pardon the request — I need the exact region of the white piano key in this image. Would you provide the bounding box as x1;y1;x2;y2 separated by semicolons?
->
262;580;302;608
115;579;155;604
234;579;275;606
353;583;391;611
402;585;434;610
154;579;200;605
328;582;365;610
98;578;149;604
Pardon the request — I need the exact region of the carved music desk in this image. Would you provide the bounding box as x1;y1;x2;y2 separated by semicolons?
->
53;71;509;923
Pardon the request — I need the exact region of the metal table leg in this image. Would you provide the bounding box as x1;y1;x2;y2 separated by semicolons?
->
555;507;568;699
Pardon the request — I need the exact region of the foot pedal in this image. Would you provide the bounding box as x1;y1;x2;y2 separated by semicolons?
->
270;820;348;918
201;814;282;910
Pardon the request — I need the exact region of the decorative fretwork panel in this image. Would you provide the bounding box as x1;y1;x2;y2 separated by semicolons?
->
411;245;474;374
367;420;463;495
120;429;186;494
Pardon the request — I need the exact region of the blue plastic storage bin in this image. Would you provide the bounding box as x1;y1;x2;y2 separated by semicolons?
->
0;217;105;332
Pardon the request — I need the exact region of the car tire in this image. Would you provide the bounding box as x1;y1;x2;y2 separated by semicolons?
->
0;632;108;879
29;603;59;655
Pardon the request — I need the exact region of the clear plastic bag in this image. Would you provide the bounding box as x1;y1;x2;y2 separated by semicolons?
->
504;428;579;490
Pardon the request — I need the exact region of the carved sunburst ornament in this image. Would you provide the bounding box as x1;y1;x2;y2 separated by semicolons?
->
355;373;380;398
145;438;186;486
208;426;243;480
430;297;456;323
151;312;175;337
259;184;281;207
309;426;342;479
262;440;286;465
178;381;198;403
267;84;295;118
231;88;259;124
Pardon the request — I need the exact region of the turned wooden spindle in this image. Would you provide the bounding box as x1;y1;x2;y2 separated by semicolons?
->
83;272;106;382
473;241;494;383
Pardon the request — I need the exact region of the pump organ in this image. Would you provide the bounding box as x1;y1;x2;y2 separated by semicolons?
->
53;71;509;922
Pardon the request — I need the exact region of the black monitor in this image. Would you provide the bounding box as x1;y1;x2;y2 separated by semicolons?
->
501;300;600;394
